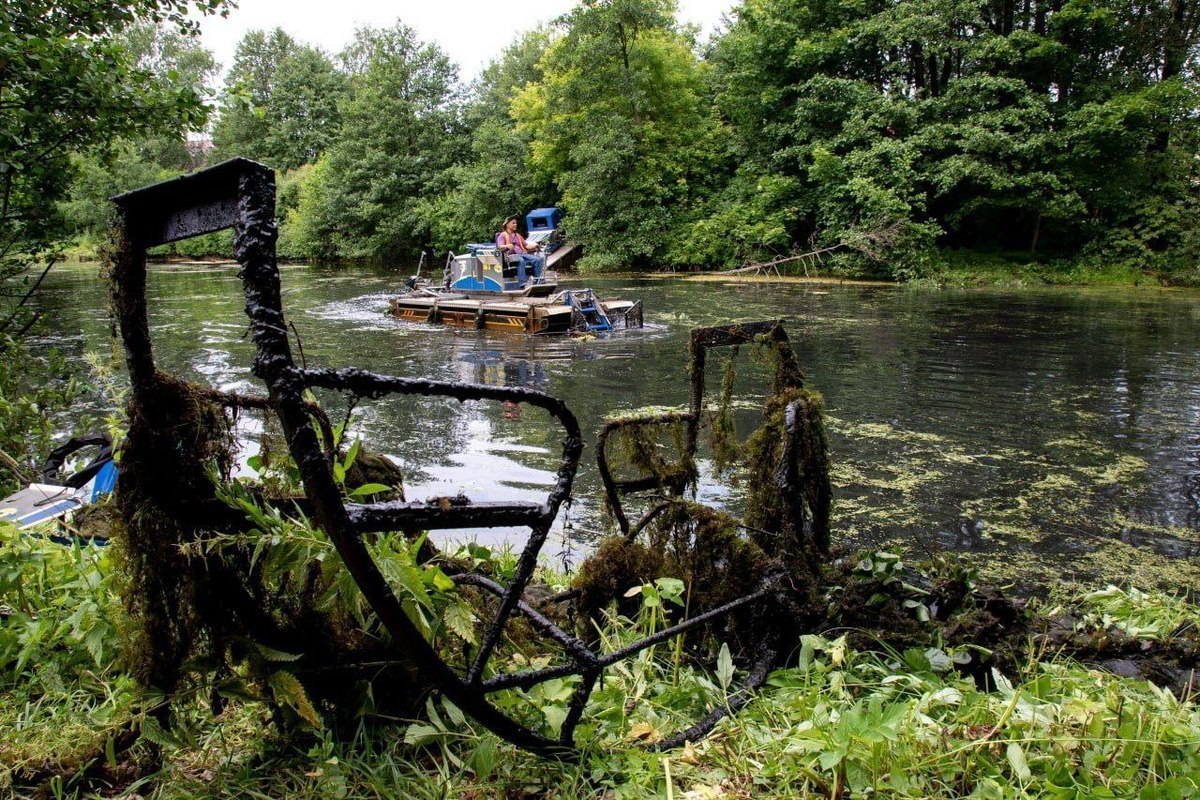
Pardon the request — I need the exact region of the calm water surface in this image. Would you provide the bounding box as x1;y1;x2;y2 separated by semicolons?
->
29;263;1200;591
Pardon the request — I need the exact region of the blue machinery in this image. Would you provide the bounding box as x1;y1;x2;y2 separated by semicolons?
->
449;207;566;292
562;288;613;331
401;205;641;334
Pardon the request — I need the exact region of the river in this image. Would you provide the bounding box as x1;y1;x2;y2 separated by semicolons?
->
27;262;1200;592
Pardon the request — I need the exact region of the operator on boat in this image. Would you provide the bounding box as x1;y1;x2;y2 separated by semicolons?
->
496;215;544;284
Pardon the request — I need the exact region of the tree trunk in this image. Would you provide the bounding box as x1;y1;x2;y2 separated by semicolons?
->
1161;0;1190;81
912;42;926;95
617;21;641;125
1155;0;1196;149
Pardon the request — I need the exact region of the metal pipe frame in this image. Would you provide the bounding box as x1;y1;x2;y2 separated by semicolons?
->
110;159;788;759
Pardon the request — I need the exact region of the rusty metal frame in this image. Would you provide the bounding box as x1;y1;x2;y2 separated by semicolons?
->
109;159;803;757
597;320;807;538
586;320;816;743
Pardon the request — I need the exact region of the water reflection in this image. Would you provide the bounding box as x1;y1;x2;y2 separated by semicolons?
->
26;263;1200;590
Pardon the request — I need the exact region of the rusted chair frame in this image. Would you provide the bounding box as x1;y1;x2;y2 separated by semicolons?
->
109;159;779;757
588;320;813;742
597;320;807;539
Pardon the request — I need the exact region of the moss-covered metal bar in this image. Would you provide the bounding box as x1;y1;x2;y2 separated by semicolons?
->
110;159;821;759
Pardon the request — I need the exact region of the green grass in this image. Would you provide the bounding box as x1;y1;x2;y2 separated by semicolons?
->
911;250;1172;289
3;520;1200;798
115;637;1200;799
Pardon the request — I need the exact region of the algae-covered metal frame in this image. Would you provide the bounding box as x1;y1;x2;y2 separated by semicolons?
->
110;158;793;757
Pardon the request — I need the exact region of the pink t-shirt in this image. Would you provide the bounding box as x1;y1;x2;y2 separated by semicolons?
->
496;231;531;254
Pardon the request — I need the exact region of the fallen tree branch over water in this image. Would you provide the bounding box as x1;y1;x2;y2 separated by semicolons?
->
725;218;910;277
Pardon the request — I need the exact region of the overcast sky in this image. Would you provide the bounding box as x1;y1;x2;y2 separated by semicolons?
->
198;0;736;82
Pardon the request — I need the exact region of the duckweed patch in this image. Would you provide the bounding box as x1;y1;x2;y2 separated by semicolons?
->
826;415;1200;591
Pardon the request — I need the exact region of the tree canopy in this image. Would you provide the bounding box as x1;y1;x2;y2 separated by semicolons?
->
0;0;227;277
35;0;1200;281
211;28;348;171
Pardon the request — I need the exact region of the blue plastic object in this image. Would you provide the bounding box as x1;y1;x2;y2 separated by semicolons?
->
89;460;117;502
525;207;562;232
451;274;505;292
563;290;612;332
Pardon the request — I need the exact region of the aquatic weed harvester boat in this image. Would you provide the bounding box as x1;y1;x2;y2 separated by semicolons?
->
389;207;643;334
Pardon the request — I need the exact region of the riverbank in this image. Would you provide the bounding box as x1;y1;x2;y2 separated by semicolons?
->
667;251;1199;290
57;237;1200;290
3;518;1198;798
911;251;1198;289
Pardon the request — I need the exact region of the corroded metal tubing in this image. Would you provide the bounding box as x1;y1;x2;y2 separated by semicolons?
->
452;573;599;668
348;500;545;533
296;369;587;691
595;410;694;536
481;661;584;694
597;588;771;668
110;159;802;760
649;644;778;751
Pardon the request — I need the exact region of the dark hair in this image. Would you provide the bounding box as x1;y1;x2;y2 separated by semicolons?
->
504;215;519;226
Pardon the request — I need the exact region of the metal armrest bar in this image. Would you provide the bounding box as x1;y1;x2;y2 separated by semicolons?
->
596;587;769;668
452;573;599;668
481;661;584;693
300;366;581;515
300;366;586;689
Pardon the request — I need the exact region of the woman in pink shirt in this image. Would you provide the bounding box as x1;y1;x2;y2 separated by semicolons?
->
496;215;544;284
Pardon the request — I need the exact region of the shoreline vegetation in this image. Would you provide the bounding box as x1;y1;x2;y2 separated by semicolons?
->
55;250;1200;291
47;0;1200;289
3;515;1199;798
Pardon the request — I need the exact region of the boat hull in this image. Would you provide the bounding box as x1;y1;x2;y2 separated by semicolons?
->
390;295;574;334
389;293;641;335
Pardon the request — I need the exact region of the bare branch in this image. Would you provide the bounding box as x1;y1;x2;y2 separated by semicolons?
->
0;257;58;335
0;446;32;485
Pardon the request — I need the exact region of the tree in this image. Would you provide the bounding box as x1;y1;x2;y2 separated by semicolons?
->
426;28;558;251
0;1;226;282
62;23;219;243
515;0;724;270
0;0;227;489
293;24;466;263
703;0;1200;276
211;29;347;171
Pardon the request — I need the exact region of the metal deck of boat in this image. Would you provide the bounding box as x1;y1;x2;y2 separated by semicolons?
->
389;284;640;334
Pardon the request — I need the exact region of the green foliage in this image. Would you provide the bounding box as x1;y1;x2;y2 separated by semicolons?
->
56;21;219;255
704;0;1200;278
211;28;348;171
0;521;120;691
289;25;465;264
4;501;1200;797
0;0;227;279
0;518;141;782
424;29;558;253
515;0;726;271
0;336;85;493
44;0;1200;278
1072;585;1198;640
